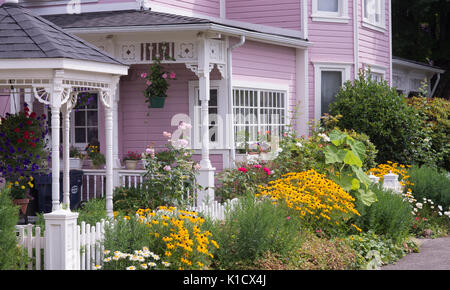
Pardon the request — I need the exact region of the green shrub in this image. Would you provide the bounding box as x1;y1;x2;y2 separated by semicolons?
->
75;198;107;226
411;197;450;238
207;195;302;269
0;187;27;270
408;165;450;209
351;184;414;243
215;161;273;202
406;97;450;170
113;186;149;215
329;71;430;165
346;231;416;269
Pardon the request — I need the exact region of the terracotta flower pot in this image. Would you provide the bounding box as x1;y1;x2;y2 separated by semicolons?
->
13;198;30;215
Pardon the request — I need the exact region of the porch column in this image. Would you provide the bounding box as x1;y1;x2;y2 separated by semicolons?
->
61;103;70;208
103;77;120;218
197;33;215;205
112;84;120;188
50;70;64;211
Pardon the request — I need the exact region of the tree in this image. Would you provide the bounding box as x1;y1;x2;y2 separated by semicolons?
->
392;0;450;98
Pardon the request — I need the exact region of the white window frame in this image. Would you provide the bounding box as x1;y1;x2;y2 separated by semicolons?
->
363;63;387;83
188;80;227;150
311;0;350;23
362;0;386;32
314;62;352;119
71;93;100;150
231;79;290;150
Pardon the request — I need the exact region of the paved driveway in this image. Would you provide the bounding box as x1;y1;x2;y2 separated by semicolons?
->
381;236;450;270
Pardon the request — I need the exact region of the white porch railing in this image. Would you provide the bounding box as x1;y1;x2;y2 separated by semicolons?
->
81;169;146;202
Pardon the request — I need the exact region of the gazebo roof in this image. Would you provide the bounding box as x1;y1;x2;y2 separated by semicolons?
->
0;2;123;65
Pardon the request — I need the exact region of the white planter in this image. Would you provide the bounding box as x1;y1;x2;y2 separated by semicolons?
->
60;158;82;170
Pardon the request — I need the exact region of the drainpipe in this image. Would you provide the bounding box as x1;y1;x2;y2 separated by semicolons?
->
227;35;245;167
430;73;441;98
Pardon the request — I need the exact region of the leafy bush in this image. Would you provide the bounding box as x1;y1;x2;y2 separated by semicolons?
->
351;184;414;243
208;195;302;269
411;197;450;238
407;165;450;210
329;71;429;165
0;187;27;270
75;198;107;226
406;97;450;170
346;231;417;269
290;231;357;270
141;125;200;208
113;186;148;215
215;161;273;202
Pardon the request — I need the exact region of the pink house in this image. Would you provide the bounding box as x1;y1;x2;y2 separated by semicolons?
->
0;0;392;203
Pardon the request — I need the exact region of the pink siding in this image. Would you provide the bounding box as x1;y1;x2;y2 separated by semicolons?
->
358;0;391;83
0;94;9;117
151;0;220;17
307;0;356;122
226;0;302;30
117;63;222;160
231;38;297;119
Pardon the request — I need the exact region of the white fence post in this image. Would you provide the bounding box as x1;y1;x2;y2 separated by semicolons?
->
43;208;79;270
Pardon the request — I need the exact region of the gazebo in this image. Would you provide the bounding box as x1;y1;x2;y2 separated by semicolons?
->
0;0;129;218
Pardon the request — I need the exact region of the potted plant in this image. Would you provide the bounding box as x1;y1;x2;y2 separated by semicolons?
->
85;144;105;169
60;146;83;170
0;103;48;213
141;54;176;109
123;151;140;170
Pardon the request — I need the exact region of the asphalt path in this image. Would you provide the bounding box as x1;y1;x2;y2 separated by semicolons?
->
381;236;450;270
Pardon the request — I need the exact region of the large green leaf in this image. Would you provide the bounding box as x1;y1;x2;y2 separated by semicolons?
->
347;138;366;161
329;130;347;146
344;150;363;167
324;145;347;164
356;188;378;206
351;166;371;188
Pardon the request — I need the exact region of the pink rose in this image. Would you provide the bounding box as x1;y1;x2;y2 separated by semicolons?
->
162;73;167;79
163;131;172;138
146;80;152;86
170;72;176;79
238;167;247;173
163;165;171;171
263;167;271;175
145;148;154;155
140;72;147;78
253;164;262;169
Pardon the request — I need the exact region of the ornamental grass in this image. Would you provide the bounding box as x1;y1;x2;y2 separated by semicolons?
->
257;169;360;234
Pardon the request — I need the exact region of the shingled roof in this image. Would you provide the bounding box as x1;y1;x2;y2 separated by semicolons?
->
44;9;211;29
0;2;123;65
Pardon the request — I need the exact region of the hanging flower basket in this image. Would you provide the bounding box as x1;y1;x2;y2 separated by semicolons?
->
149;96;166;108
141;54;176;110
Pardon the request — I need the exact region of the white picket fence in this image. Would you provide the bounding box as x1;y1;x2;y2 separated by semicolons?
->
14;198;236;270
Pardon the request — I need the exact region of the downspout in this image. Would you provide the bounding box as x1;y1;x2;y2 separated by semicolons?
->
430;73;441;97
227;35;245;167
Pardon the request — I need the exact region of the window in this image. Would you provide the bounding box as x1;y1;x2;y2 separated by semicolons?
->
233;88;288;150
312;0;349;23
364;64;387;83
73;93;99;148
189;80;227;149
363;0;386;30
314;62;351;119
320;71;342;115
